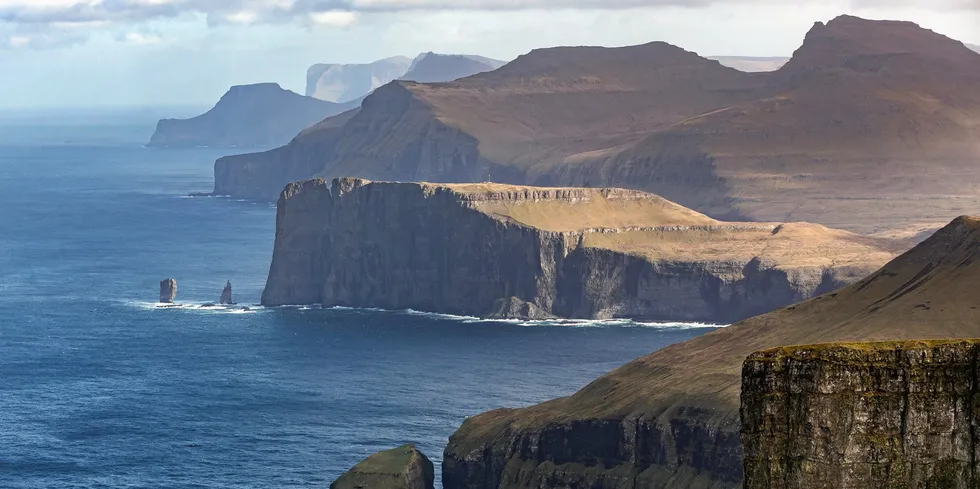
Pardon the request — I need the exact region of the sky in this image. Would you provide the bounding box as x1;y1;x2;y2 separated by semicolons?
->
0;0;978;110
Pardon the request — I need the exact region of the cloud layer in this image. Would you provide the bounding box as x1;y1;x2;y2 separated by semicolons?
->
1;0;976;49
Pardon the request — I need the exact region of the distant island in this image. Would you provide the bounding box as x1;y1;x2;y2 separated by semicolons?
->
261;177;901;323
147;83;356;148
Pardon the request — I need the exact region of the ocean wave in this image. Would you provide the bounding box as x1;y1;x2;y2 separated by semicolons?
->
285;305;725;329
127;301;265;314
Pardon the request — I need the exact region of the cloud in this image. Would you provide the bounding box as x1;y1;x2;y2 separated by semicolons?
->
0;0;974;49
0;0;975;26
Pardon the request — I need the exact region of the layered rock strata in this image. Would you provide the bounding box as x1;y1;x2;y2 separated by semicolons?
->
742;340;980;489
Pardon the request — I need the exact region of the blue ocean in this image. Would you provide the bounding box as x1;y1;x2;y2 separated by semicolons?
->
0;112;717;488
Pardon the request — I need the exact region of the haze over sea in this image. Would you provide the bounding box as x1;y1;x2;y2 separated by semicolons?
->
0;111;717;488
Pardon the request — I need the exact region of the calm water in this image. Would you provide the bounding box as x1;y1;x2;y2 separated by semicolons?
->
0;117;717;488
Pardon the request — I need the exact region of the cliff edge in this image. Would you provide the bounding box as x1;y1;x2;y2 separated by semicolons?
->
262;177;898;323
743;340;980;489
443;216;980;489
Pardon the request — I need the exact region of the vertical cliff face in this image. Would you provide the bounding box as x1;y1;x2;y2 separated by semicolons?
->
263;178;895;323
742;340;980;489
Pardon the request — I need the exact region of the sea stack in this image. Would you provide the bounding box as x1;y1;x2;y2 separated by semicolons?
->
159;279;177;303
220;281;233;305
330;444;434;489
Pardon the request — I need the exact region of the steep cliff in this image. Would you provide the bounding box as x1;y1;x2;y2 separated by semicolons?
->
263;178;897;323
443;216;980;489
217;16;980;235
742;340;980;489
148;83;355;148
330;444;435;489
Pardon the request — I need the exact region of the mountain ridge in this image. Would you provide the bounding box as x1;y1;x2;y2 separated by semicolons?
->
216;16;980;235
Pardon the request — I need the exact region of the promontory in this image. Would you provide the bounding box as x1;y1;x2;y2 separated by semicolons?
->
261;177;900;323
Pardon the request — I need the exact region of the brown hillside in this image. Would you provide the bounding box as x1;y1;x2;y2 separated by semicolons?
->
443;215;980;489
216;16;980;234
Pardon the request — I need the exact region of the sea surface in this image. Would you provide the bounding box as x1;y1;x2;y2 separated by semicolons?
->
0;113;719;488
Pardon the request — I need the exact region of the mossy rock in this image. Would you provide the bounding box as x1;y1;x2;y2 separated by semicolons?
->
330;444;435;489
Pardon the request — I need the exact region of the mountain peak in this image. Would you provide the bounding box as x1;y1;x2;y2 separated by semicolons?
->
782;14;979;74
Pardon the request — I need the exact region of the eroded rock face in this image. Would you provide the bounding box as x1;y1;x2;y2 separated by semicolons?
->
742;340;980;489
160;279;177;303
330;444;435;489
261;177;896;323
220;281;233;305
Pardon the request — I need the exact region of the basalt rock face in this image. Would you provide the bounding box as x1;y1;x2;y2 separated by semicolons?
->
262;177;896;323
742;340;980;489
443;216;980;489
330;444;435;489
160;279;177;303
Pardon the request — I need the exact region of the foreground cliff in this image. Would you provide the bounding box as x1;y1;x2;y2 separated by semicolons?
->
743;340;980;489
263;178;897;323
149;83;354;148
443;216;980;489
331;445;435;489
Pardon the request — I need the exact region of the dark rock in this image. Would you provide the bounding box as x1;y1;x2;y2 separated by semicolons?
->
742;340;980;489
330;444;434;489
220;281;233;305
159;279;177;303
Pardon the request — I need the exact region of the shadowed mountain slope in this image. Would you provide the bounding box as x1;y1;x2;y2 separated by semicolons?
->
217;16;980;234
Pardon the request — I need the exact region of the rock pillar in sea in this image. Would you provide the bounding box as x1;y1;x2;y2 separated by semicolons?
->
741;340;980;489
330;444;434;489
220;281;233;305
160;279;178;303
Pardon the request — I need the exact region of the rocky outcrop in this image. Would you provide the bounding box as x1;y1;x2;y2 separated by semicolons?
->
262;178;897;323
217;16;980;235
442;216;980;489
742;340;980;489
160;279;177;303
148;83;355;148
331;444;435;489
220;281;233;305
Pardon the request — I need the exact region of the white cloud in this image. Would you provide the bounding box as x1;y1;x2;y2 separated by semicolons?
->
309;10;357;26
